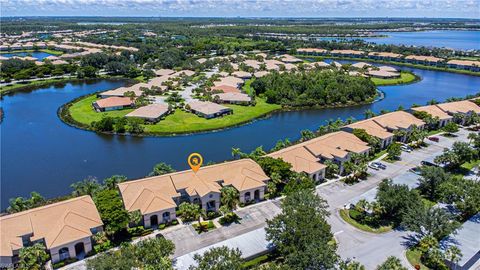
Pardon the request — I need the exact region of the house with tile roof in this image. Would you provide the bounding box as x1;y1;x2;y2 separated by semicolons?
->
370;111;426;142
435;100;480;125
343;119;395;149
118;159;269;228
0;196;103;264
268;145;327;181
411;105;453;128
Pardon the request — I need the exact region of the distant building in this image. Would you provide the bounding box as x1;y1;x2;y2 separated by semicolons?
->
214;92;252;105
343;119;395;149
93;97;134;112
187;101;232;119
404;55;444;66
446;60;480;72
126;103;170;122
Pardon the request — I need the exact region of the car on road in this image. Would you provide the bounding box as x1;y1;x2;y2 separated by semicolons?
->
428;136;439;142
400;145;412;152
409;166;422;175
155;233;165;239
372;162;387;169
368;163;380;170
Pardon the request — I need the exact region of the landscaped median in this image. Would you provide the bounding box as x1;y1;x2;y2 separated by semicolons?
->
339;209;393;234
63;93;281;135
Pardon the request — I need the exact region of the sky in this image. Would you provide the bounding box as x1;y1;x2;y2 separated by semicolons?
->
1;0;479;18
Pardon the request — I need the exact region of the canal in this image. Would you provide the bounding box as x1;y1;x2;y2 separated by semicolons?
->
1;66;480;208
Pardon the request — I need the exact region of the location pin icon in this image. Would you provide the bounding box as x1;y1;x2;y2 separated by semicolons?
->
188;153;203;173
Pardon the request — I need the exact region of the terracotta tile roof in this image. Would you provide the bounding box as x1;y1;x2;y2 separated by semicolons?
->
405;55;444;62
154;69;175;76
351;62;372;69
345;119;394;140
367;70;399;78
0;196;102;257
304;131;370;159
436;100;480;114
243;59;261;69
126;104;169;119
118;159;269;214
411;105;452;120
368;52;403;58
372;111;425;130
214;92;252;103
278;54;303;63
297;48;328;53
232;71;252;78
268;145;326;174
211;85;241;93
118;175;179;215
253;71;269;78
446;59;480;67
187;101;231;115
94;97;134;109
214;76;244;88
330;49;365;55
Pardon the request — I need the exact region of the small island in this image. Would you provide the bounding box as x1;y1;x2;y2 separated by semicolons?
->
61;54;418;136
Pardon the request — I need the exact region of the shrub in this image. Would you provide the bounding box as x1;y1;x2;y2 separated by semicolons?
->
349;209;364;222
219;212;240;225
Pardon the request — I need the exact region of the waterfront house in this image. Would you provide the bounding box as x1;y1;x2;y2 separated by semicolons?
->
446;59;480;72
278;54;303;63
296;48;328;56
404;55;444;66
303;131;371;174
0;196;103;265
117;159;269;228
411;105;453;128
367;52;403;61
435;100;480;125
370;111;426;142
214;92;252;105
351;62;372;69
93;97;134;112
330;49;365;58
268;145;327;181
187;101;232;119
343;119;395;149
366;69;400;79
125;103;170;122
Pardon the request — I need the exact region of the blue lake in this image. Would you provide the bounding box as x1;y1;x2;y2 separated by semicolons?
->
1;51;55;60
1;66;480;208
319;30;480;51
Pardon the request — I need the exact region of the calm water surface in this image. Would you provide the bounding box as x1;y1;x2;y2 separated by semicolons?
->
319;30;480;51
1;51;55;60
2;67;480;208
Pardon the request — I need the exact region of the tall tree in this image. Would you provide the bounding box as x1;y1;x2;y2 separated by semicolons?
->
94;189;130;235
418;166;453;201
149;162;176;176
266;189;338;269
220;186;239;210
189;246;243;270
402;205;459;240
376;256;407;270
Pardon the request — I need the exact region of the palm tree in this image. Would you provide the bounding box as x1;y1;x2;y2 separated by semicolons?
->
18;243;49;269
70;177;101;197
445;246;462;270
364;109;375;119
231;147;242;159
220;186;239;210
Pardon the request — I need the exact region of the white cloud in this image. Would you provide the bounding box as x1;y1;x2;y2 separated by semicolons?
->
0;0;479;17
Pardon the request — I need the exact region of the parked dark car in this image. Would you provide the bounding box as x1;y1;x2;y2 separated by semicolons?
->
428;136;439;142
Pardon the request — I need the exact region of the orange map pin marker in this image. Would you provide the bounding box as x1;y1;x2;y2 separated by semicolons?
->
188;153;203;173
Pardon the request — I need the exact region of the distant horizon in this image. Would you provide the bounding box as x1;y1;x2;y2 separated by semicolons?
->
1;16;479;19
1;0;479;19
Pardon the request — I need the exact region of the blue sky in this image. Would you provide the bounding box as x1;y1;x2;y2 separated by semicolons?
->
1;0;479;18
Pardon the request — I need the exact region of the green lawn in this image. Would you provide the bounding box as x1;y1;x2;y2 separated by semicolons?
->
406;248;430;270
242;78;255;95
339;209;393;234
461;159;480;171
370;72;418;86
67;94;281;135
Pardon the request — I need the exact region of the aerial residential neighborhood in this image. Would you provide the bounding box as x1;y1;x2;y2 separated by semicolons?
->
1;1;480;270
